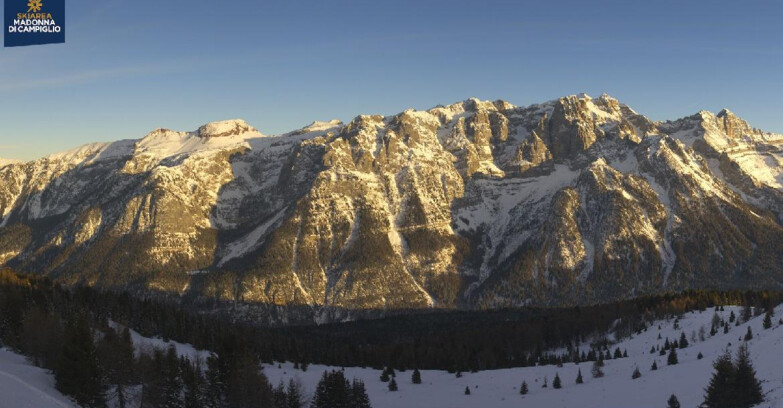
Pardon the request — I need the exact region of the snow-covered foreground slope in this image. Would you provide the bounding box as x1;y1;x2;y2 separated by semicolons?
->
0;348;75;408
264;305;783;408
12;304;769;408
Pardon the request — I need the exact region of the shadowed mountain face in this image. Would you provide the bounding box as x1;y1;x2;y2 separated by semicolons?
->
2;96;783;320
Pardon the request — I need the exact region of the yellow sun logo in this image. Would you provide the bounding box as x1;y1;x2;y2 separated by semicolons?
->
27;0;43;12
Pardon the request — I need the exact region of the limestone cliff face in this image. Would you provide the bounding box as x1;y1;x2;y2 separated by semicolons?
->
1;95;783;322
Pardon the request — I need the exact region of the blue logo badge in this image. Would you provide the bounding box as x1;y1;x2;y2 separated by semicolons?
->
4;0;65;47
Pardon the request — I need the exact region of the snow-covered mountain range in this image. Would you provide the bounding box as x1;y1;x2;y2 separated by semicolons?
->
1;94;782;315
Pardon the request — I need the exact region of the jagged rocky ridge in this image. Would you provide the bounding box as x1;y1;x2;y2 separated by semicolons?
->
1;94;783;320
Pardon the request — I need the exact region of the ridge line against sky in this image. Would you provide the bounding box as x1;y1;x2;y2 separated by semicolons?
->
1;0;781;161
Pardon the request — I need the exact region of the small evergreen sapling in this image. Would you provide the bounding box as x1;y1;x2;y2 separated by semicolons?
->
553;373;562;389
464;386;470;395
520;381;528;395
667;348;678;366
679;332;688;348
576;369;583;384
388;378;398;392
763;312;772;329
411;368;421;384
667;394;681;408
631;366;641;379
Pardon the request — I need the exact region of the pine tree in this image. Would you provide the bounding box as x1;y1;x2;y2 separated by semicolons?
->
744;326;753;341
667;348;678;366
552;373;561;389
679;332;688;348
312;370;352;408
56;314;106;408
576;369;583;384
724;324;729;334
763;311;772;329
733;344;763;407
97;326;135;408
140;349;167;408
518;380;529;395
388;378;398;392
697;352;704;360
225;349;274;408
742;305;752;323
667;394;681;408
163;346;184;408
729;310;736;322
181;357;205;408
272;381;287;408
286;378;304;408
651;360;658;371
204;353;227;408
379;370;390;382
613;348;622;359
631;366;641;379
464;386;470;395
542;376;548;388
411;368;421;384
349;379;371;408
703;351;735;408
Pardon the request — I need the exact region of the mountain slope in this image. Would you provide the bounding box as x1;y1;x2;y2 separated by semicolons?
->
1;95;782;319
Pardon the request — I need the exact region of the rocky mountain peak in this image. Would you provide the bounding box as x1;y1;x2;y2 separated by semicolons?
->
302;119;343;133
0;158;21;168
716;108;734;118
197;119;258;138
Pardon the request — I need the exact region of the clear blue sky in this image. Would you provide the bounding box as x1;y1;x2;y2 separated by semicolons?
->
1;0;781;161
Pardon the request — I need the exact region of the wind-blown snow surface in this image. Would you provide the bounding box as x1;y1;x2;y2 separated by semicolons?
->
0;348;75;408
264;305;783;408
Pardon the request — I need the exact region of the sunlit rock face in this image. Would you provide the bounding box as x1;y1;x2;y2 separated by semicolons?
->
1;94;783;321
